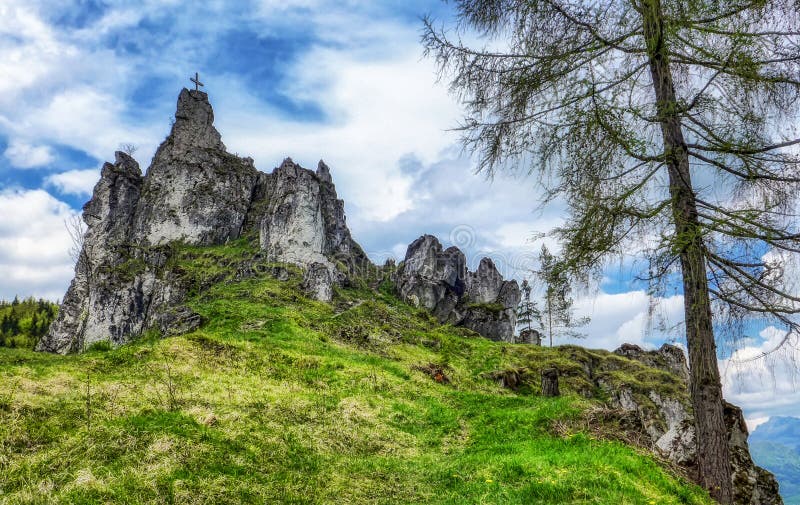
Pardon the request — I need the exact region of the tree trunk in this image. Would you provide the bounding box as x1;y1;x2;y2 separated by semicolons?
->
541;368;559;397
548;292;553;347
641;1;733;503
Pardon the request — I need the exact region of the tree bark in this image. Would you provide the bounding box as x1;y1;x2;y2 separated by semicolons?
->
541;368;560;397
641;1;733;503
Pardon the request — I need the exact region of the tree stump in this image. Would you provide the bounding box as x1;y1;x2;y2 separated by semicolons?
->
541;368;560;397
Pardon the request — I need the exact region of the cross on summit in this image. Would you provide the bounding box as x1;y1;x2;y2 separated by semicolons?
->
190;72;204;91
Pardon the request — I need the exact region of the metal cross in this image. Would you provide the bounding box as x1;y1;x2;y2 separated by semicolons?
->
190;72;204;91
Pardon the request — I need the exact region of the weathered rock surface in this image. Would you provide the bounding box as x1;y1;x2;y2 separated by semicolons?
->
615;342;690;382
608;344;782;504
133;89;258;246
38;89;367;353
396;235;466;322
394;235;520;341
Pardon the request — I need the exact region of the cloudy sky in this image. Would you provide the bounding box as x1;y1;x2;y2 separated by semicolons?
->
1;0;797;427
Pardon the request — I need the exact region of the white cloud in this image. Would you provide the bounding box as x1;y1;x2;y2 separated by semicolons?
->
573;291;685;351
0;188;77;300
45;168;98;196
215;39;463;222
3;139;54;168
3;87;160;162
721;326;800;424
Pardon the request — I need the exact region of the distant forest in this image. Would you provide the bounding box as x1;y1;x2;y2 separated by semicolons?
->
0;297;58;349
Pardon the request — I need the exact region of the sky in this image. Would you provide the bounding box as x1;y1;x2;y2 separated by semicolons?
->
0;0;797;427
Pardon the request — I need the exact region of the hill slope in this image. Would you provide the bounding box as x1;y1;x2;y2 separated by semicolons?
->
0;241;714;504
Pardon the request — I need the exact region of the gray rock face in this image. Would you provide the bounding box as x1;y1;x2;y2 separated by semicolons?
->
609;344;782;504
248;158;368;301
38;89;367;353
396;235;466;322
38;152;147;353
133;89;258;246
395;235;520;341
614;342;690;382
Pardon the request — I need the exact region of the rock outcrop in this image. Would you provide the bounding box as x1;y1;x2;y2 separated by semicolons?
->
608;344;782;504
394;235;521;341
37;89;366;353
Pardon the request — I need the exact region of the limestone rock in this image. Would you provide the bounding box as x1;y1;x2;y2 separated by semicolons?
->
249;157;368;301
134;90;259;246
156;306;204;336
725;402;783;505
396;235;466;322
259;158;331;266
614;342;690;382
606;343;781;504
38;88;369;352
395;235;520;341
37;152;146;353
302;262;339;302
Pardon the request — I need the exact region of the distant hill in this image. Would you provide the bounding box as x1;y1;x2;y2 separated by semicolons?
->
751;417;800;505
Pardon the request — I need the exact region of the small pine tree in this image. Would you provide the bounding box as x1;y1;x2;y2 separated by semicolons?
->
535;246;588;347
516;279;542;344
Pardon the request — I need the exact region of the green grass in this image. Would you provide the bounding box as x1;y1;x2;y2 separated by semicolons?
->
0;242;712;504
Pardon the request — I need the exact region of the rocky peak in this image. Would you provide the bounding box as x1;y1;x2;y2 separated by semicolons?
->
167;88;225;154
39;88;368;353
465;257;504;303
82;151;143;244
278;157;297;172
316;160;332;184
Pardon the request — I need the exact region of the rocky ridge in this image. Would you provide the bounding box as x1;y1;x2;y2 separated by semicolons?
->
38;89;368;353
33;88;781;503
38;89;519;353
394;235;520;342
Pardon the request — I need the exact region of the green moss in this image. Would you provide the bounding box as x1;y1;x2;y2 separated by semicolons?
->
466;301;506;314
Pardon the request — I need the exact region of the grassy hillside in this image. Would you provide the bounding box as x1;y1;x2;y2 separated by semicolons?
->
0;241;712;504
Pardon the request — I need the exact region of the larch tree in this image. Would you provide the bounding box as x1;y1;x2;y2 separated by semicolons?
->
422;1;800;502
516;278;542;341
536;245;588;347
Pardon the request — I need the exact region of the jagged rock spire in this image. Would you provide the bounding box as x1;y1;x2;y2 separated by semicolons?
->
394;235;520;342
39;88;369;354
157;88;225;160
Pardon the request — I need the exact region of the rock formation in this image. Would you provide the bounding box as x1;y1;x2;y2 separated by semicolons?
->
394;235;521;341
37;89;366;353
608;344;782;504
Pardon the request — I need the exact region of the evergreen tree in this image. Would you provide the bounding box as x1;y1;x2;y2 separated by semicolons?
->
536;246;588;347
516;279;542;343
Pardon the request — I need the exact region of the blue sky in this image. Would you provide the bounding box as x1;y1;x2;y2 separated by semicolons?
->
0;0;797;426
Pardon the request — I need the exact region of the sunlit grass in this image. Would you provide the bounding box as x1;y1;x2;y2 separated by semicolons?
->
0;242;711;504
